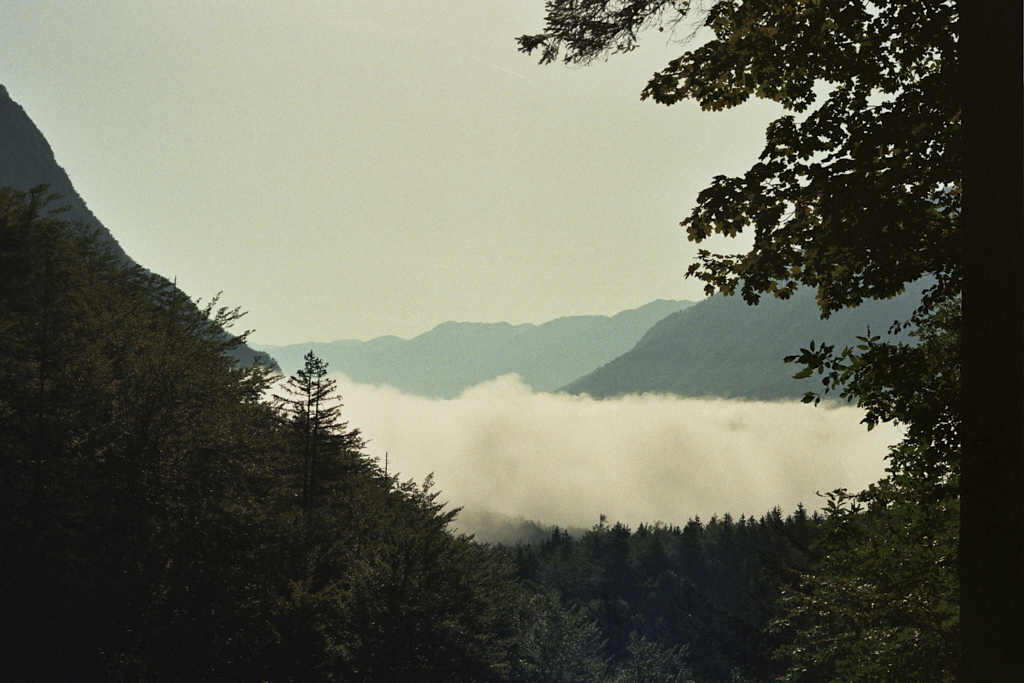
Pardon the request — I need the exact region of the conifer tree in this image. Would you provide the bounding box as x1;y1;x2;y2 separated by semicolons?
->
275;352;364;542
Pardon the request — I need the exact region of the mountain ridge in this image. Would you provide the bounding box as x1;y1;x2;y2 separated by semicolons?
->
255;299;697;397
0;84;128;261
259;285;926;402
562;281;927;400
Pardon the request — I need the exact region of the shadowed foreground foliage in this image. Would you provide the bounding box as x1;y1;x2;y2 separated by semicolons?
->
0;187;519;682
1;185;960;682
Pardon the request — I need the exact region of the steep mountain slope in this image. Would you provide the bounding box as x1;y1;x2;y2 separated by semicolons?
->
0;85;127;261
256;299;695;397
563;282;927;400
0;84;274;369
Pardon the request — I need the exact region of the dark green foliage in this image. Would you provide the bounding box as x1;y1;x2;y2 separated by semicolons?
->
771;474;959;682
0;184;699;683
0;187;545;682
0;184;963;681
0;186;281;680
504;591;609;682
771;303;961;681
511;509;821;683
274;351;365;540
609;632;695;683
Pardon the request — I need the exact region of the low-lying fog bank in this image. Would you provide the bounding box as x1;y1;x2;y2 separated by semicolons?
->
329;374;900;542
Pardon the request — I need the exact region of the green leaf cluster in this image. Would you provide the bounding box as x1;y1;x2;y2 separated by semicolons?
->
771;467;959;682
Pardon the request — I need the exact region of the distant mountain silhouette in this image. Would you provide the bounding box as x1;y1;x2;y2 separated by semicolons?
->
0;84;275;369
562;282;928;400
255;300;696;398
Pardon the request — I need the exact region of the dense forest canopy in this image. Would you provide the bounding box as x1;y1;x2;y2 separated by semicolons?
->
0;180;960;681
0;187;516;681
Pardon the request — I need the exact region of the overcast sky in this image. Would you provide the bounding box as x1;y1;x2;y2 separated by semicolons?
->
0;1;788;345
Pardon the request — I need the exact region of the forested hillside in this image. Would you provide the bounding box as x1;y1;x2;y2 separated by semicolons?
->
0;186;519;680
564;282;925;400
0;185;789;682
509;510;820;683
0;0;971;670
2;183;959;682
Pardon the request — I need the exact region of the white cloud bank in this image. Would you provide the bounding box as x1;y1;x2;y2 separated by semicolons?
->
331;374;901;534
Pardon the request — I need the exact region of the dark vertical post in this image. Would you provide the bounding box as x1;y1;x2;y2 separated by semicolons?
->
959;1;1024;679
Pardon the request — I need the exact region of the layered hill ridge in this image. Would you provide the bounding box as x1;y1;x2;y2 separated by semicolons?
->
0;84;274;369
255;299;696;398
562;281;927;400
262;283;926;402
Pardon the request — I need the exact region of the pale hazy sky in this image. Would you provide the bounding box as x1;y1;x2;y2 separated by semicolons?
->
1;1;784;345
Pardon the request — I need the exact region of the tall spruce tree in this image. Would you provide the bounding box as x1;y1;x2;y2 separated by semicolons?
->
277;353;344;513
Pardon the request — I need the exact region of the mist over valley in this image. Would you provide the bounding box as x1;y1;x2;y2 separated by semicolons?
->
330;373;900;541
2;73;909;543
256;285;923;542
